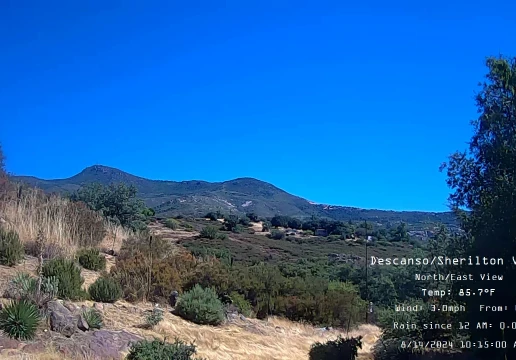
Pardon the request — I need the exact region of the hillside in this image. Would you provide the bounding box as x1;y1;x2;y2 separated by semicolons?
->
12;165;457;228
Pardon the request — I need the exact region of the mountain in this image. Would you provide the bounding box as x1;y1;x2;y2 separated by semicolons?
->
11;165;458;228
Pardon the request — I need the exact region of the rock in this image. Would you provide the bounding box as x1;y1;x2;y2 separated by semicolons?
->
77;314;89;331
47;301;78;337
53;330;144;360
0;334;21;350
22;342;47;354
63;301;78;313
94;303;104;311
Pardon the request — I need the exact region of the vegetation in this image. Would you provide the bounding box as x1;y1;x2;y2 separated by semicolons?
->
127;338;204;360
88;276;123;303
309;336;362;360
42;258;85;300
145;307;164;328
0;300;40;340
82;307;103;330
0;227;24;266
164;218;179;230
200;225;219;239
76;248;106;271
70;182;148;231
4;272;59;309
175;285;225;326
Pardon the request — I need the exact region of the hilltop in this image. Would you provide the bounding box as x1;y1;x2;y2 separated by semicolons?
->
12;165;457;228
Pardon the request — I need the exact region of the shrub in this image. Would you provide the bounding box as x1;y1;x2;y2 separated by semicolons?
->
269;230;285;240
262;221;271;232
88;276;123;303
183;223;194;232
65;201;106;248
82;307;103;330
217;233;228;240
127;338;204;360
229;292;252;317
120;232;172;261
309;336;362;360
42;258;84;300
76;248;106;271
238;216;250;226
246;212;259;222
0;300;40;340
145;307;164;328
164;218;179;230
200;226;219;239
0;227;24;266
205;212;218;221
70;183;147;231
232;224;244;233
3;272;59;308
175;285;225;326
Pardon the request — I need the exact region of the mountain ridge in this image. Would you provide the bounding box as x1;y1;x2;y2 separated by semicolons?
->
11;165;457;228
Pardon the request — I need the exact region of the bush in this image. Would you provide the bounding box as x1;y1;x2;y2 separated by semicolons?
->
229;292;252;317
175;285;225;326
246;212;259;222
200;226;219;239
0;300;40;340
42;258;85;300
309;336;362;360
232;224;244;233
88;276;123;303
269;230;285;240
164;218;179;230
238;216;250;226
217;233;228;240
127;338;204;360
120;232;172;262
65;201;106;248
0;227;24;266
145;308;164;328
3;272;59;308
205;212;218;221
76;248;106;271
82;307;103;329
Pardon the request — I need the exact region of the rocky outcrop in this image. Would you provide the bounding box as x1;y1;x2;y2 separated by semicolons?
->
47;301;80;337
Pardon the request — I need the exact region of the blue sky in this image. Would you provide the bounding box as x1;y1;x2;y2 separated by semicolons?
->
1;1;515;212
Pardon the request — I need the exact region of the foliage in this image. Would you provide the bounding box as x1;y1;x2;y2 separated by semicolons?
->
246;212;259;222
262;221;271;232
309;336;362;360
0;300;40;340
238;216;250;226
70;182;147;231
127;338;204;360
0;227;24;266
82;307;103;329
200;226;219;239
229;291;252;317
42;258;85;300
76;248;106;271
145;307;164;328
4;272;59;309
175;285;225;326
164;218;179;230
440;55;516;359
88;276;123;303
65;201;107;248
205;212;218;221
222;215;239;232
112;251;196;303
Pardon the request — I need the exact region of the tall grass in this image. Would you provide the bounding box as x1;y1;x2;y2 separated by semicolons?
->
0;184;130;258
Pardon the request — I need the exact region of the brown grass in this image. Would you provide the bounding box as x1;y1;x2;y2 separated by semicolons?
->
91;300;381;360
0;185;130;258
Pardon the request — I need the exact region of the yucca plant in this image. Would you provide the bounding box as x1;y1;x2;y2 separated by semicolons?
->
0;300;40;340
4;273;59;309
82;307;103;330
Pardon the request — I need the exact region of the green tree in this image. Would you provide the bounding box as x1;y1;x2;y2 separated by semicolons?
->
441;55;516;359
70;183;147;230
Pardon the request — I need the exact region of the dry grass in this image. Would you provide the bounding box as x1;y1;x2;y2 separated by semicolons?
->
0;185;130;258
92;300;381;360
98;221;133;254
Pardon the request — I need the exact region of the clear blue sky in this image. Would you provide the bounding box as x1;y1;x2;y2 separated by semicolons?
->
1;1;515;212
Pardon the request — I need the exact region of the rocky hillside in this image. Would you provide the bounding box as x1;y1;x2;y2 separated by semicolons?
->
12;165;457;228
